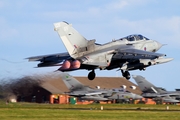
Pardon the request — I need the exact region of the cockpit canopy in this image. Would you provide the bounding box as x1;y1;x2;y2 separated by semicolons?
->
120;34;149;41
112;89;131;93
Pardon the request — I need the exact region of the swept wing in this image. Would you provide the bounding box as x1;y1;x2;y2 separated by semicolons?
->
26;52;71;67
26;47;165;68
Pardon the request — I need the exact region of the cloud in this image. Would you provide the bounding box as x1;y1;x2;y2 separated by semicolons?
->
106;0;128;10
40;0;151;22
0;1;5;8
0;17;19;41
166;16;180;33
103;0;154;11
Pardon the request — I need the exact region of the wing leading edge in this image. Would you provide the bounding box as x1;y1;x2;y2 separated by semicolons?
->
26;52;71;67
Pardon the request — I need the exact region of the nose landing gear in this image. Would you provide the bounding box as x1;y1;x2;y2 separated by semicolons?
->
121;70;130;80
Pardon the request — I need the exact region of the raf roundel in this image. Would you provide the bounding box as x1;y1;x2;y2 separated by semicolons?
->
144;47;146;51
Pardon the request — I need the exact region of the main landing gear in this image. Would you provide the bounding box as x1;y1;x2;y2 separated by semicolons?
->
87;70;130;80
121;70;130;80
88;70;96;80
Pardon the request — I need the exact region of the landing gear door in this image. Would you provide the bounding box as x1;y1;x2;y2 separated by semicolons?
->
105;54;113;66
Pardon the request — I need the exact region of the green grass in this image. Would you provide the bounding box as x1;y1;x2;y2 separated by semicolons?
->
0;100;180;120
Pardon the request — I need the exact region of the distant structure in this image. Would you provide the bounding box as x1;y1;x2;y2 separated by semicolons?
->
0;74;141;104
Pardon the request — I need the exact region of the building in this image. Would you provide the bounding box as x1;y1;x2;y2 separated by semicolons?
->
16;76;142;104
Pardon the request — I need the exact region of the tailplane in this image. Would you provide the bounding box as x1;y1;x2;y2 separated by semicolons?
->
54;21;88;58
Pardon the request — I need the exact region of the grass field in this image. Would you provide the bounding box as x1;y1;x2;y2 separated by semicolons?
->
0;100;180;120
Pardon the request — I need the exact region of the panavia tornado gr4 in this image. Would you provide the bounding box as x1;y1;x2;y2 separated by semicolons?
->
27;21;173;80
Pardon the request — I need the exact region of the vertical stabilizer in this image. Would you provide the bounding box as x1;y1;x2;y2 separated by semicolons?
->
54;21;88;57
60;73;87;91
132;75;156;92
132;75;166;93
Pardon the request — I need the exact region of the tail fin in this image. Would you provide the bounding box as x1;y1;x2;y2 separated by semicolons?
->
54;21;88;57
60;73;86;91
132;75;166;93
132;75;156;92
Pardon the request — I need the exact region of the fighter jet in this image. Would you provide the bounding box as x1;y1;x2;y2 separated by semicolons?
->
60;73;142;101
107;89;143;101
27;21;173;80
132;75;180;103
60;72;108;101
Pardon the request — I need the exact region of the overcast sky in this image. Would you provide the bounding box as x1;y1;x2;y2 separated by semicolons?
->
0;0;180;90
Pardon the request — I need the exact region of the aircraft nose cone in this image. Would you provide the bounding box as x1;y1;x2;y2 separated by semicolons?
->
135;94;143;99
155;41;163;51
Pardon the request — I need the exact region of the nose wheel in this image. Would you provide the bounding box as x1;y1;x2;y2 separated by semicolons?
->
88;70;96;80
121;70;130;80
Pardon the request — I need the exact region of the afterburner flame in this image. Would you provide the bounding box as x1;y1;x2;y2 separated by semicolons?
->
71;60;81;69
59;60;81;70
61;60;71;69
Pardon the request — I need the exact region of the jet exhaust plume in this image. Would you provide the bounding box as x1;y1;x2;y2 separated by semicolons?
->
0;72;62;100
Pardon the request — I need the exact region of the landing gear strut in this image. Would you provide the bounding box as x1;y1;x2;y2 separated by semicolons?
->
121;70;130;80
88;70;96;80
